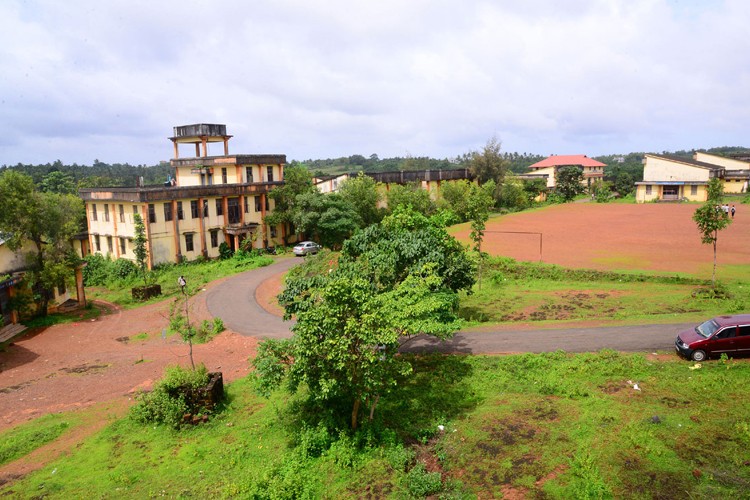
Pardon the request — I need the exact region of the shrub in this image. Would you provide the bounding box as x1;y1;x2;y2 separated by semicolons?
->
130;364;212;428
111;258;139;280
405;462;443;497
82;254;112;286
218;242;233;260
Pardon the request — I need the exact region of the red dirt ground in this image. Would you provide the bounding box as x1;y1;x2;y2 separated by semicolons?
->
452;203;749;276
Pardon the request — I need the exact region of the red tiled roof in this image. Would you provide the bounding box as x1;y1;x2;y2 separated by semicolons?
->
528;155;606;169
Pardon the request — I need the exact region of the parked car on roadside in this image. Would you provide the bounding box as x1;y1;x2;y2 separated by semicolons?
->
675;314;750;361
293;241;321;257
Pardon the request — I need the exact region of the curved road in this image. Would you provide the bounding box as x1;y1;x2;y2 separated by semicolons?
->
206;259;692;354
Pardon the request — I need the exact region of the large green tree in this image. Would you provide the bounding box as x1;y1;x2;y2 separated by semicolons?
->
386;182;435;216
264;165;316;245
555;166;586;202
693;178;732;287
469;136;508;188
0;171;84;316
255;207;474;429
292;191;361;249
338;172;383;227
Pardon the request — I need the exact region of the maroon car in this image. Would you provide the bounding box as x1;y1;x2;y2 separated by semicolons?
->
675;314;750;361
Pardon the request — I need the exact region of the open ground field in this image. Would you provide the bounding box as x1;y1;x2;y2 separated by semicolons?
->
451;203;750;277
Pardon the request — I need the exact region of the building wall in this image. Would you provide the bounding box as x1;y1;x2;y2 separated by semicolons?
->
723;179;749;194
175;163;283;187
694;152;750;171
642;156;711;182
87;194;283;265
635;184;708;203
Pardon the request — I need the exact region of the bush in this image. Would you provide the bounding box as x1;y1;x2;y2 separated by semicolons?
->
218;242;233;260
130;364;212;428
82;254;112;286
405;462;443;497
111;258;138;280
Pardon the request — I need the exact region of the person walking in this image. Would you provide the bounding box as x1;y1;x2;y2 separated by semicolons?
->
731;205;736;218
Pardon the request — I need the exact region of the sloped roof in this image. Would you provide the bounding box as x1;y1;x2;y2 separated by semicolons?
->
529;155;606;169
646;154;725;171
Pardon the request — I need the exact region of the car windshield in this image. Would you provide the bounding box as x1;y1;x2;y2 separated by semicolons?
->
695;319;720;338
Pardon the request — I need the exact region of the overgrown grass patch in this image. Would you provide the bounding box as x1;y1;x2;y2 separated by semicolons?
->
3;352;750;498
84;253;275;308
462;257;750;325
0;413;75;467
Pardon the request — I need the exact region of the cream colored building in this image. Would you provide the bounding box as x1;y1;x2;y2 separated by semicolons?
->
314;168;475;208
80;124;293;267
635;152;749;203
526;154;606;189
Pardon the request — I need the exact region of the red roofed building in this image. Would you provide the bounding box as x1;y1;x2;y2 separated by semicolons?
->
526;154;606;189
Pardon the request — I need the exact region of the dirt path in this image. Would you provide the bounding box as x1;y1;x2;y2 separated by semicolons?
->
0;292;258;433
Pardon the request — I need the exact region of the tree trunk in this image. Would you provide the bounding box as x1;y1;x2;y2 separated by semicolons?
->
369;394;380;421
351;398;360;430
712;232;717;288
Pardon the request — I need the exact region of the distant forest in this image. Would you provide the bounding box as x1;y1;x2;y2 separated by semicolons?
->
2;147;748;191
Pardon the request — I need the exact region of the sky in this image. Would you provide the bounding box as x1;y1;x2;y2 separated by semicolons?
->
1;0;749;166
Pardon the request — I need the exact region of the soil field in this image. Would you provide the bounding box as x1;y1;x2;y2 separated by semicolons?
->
451;203;749;275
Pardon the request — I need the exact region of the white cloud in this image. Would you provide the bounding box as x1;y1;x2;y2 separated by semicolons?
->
0;0;748;165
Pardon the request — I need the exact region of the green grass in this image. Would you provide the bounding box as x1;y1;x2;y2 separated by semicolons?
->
21;303;102;330
0;413;75;467
3;353;750;498
86;253;276;308
462;257;750;327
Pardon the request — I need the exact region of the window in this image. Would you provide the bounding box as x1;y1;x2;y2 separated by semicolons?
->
246;166;254;183
210;230;219;248
148;204;156;223
57;282;66;296
119;204;125;223
228;198;240;224
94;235;101;251
177;201;184;220
715;328;735;340
91;204;98;221
119;237;126;254
164;203;173;222
739;325;750;337
203;201;209;218
191;200;199;219
185;233;194;252
106;236;113;253
270;225;277;238
645;185;652;195
216;199;223;216
222;167;228;184
266;197;270;211
104;204;110;222
245;196;250;213
267;166;274;182
691;185;698;196
133;205;138;216
207;171;213;185
254;195;262;212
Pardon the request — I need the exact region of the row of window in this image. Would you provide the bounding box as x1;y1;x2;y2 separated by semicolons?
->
643;185;699;196
90;196;271;224
90;203;136;222
197;166;276;186
93;234;127;255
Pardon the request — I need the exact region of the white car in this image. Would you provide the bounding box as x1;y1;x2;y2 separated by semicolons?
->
293;241;321;256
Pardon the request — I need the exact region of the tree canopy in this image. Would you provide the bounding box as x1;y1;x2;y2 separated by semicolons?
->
0;170;84;315
692;178;732;287
255;206;474;429
554;166;586;202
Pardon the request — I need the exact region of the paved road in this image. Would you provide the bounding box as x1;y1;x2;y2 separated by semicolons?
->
206;258;693;354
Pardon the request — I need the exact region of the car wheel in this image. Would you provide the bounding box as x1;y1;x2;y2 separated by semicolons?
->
691;350;707;362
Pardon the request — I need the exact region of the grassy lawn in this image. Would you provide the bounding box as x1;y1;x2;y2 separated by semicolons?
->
460;257;750;327
85;253;276;309
2;352;750;498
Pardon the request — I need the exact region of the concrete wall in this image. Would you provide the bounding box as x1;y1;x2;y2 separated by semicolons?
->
642;156;711;182
694;152;750;171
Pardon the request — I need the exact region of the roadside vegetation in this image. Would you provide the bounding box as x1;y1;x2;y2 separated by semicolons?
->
460;256;749;326
3;351;750;498
81;250;274;308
